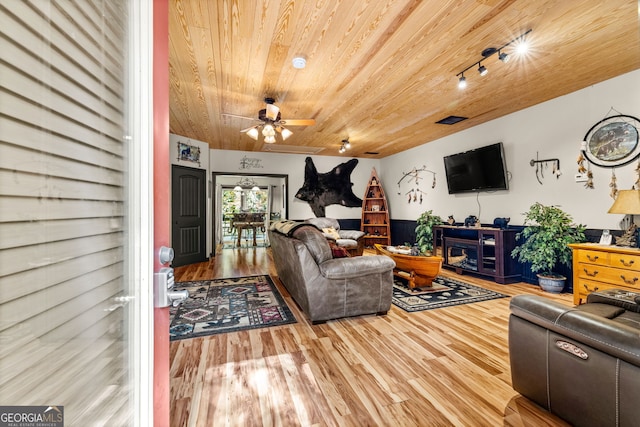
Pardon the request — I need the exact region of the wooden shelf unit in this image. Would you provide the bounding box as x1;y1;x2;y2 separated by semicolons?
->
361;168;390;247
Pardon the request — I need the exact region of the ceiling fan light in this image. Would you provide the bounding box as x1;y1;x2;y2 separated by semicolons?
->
478;64;488;76
265;103;279;120
281;127;293;140
246;127;259;140
343;140;351;149
262;124;275;136
264;135;276;144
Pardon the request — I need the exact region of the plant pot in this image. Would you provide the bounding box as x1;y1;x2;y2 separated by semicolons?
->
537;273;566;293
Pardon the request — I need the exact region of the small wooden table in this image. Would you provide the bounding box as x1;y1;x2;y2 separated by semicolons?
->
231;213;265;246
374;244;443;289
234;221;264;246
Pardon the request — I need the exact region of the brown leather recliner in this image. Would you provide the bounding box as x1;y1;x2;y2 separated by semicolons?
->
509;290;640;426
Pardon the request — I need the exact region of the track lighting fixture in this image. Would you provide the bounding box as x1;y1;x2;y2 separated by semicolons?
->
338;138;351;153
458;74;467;89
455;29;531;89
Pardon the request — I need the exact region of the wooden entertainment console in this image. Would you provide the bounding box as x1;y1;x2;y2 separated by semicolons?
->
433;225;521;284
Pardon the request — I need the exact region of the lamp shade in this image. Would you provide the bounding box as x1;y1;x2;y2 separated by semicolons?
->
608;190;640;214
246;127;259;140
280;127;293;140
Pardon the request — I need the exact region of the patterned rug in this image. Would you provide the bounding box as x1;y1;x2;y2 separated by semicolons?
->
392;275;508;312
169;275;296;340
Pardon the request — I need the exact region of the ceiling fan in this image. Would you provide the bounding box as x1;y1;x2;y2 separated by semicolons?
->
222;97;315;143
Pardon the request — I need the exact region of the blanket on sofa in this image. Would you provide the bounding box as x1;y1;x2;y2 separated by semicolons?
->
270;219;318;236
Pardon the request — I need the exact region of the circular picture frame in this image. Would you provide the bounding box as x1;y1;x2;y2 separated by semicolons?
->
581;114;640;168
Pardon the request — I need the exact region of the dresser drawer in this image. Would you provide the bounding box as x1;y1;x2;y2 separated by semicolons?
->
577;249;610;266
577;264;640;289
609;252;640;271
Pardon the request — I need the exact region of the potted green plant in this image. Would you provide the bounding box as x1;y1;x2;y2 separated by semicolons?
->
511;202;586;292
415;210;442;255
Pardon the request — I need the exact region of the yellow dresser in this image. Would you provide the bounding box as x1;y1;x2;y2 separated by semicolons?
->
570;243;640;305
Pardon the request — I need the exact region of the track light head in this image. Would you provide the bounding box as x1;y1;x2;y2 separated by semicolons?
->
498;50;509;63
478;64;488;76
458;75;467;89
515;39;529;55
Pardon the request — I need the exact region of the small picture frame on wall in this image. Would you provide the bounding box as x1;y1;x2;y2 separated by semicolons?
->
177;141;201;166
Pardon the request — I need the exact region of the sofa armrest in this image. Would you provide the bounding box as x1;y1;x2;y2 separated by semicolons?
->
510;295;640;366
339;229;365;240
319;255;395;280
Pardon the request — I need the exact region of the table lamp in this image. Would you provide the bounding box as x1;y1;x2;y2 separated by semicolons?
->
608;190;640;247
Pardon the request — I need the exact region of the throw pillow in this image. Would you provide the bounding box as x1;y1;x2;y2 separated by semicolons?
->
328;240;350;258
322;227;341;240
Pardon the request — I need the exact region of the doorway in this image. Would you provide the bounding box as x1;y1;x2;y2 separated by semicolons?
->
171;165;207;266
213;173;288;251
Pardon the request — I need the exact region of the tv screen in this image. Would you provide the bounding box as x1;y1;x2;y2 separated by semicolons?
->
443;142;509;194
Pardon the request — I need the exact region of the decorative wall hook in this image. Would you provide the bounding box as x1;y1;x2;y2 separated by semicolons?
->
530;153;561;184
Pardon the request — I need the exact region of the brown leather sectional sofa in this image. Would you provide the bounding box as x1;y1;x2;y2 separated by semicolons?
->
268;221;395;323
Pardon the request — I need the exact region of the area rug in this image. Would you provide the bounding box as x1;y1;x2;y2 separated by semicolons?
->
169;275;296;340
392;275;508;312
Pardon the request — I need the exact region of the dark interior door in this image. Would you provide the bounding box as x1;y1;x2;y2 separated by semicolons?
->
172;165;207;267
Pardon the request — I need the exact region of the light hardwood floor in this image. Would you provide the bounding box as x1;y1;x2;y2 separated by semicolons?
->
170;247;571;426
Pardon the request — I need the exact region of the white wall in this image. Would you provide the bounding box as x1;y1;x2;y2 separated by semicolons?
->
209;149;381;220
381;69;640;231
172;69;640;247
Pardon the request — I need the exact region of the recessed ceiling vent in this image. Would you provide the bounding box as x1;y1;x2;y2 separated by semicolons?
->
436;115;468;125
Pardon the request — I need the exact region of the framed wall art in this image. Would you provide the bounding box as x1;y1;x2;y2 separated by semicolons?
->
177;141;201;166
581;114;640;168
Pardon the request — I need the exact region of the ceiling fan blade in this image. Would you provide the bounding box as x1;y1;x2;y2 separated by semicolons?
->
240;124;259;133
280;119;315;126
221;113;259;121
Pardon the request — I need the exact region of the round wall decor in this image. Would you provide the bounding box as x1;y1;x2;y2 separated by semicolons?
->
581;114;640;168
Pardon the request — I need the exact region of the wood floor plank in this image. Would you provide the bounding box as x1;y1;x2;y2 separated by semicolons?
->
170;247;573;426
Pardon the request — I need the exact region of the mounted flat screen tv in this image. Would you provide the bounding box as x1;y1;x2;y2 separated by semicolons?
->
443;142;509;194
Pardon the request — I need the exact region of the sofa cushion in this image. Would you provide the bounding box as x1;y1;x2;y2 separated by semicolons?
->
338;229;365;240
292;225;333;264
336;238;358;249
319;255;396;279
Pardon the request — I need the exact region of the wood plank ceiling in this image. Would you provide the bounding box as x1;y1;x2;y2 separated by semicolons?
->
169;0;640;158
